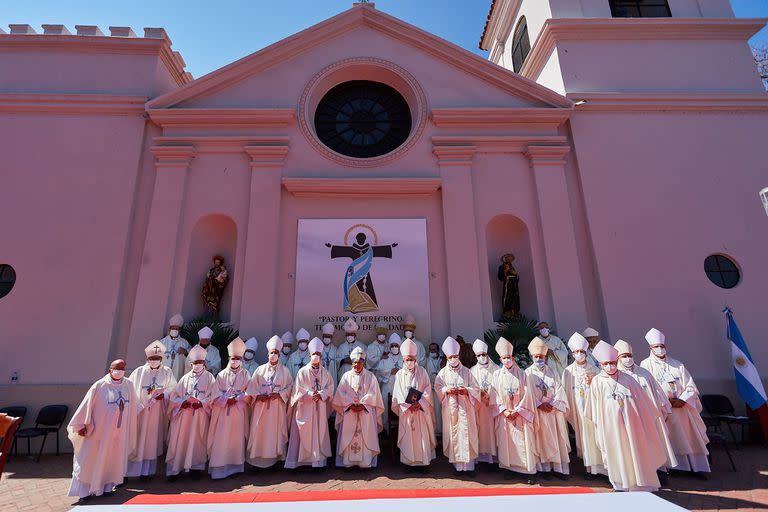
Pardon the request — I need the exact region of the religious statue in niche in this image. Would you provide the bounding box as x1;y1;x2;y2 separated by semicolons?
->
498;253;520;317
325;224;398;314
201;254;229;318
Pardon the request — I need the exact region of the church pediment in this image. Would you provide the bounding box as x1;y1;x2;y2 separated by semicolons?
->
146;3;571;111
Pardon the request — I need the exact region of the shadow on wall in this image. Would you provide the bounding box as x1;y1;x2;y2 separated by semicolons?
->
486;214;537;322
182;214;237;323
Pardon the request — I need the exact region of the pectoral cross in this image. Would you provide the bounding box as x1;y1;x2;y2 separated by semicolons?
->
265;373;277;410
189;382;201;415
143;376;159;396
166;342;176;364
108;390;129;428
536;378;549;399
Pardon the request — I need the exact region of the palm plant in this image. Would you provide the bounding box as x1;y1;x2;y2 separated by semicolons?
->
484;313;539;368
180;316;240;366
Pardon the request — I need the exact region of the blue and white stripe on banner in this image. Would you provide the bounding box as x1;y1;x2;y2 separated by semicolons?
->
724;307;767;410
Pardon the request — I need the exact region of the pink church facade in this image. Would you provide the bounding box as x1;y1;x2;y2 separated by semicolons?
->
1;2;766;425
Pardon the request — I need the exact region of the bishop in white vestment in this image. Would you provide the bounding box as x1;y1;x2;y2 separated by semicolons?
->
374;333;403;400
335;318;366;381
68;360;138;499
207;338;250;479
426;342;443;436
333;346;385;468
186;326;222;376
366;321;389;370
246;335;293;468
160;313;190;382
470;339;499;464
242;337;260;376
538;322;569;377
287;328;312;378
403;314;427;367
279;331;294;366
320;322;339;386
127;341;177;478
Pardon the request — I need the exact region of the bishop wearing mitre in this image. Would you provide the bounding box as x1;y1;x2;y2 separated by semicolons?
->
161;314;190;381
471;339;499;465
207;337;250;479
127;341;177;479
285;337;335;469
333;346;385;468
246;334;294;468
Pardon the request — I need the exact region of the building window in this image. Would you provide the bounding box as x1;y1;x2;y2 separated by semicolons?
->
511;17;531;73
314;80;412;159
0;264;16;299
609;0;672;17
704;254;740;289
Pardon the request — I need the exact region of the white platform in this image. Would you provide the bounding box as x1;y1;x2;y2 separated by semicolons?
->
71;492;687;511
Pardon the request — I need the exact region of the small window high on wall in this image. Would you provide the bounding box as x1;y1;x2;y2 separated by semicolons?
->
609;0;672;17
511;17;531;73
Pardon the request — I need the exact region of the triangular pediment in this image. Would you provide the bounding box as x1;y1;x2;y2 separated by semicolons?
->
147;4;571;110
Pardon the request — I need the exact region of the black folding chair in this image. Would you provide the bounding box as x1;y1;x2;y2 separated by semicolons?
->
14;404;68;462
387;393;400;461
703;416;736;471
701;394;752;447
0;407;27;458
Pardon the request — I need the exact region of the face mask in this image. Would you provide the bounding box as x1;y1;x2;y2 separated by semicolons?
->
282;347;292;355
405;360;416;370
502;357;514;369
192;363;204;374
652;347;666;358
323;337;332;345
377;334;386;342
449;358;460;368
404;331;414;339
574;352;586;363
149;360;162;370
230;360;241;370
477;355;488;365
311;354;321;365
539;328;550;337
604;363;618;375
269;353;279;364
346;335;355;343
110;369;125;380
169;329;180;338
298;341;308;351
621;357;634;369
534;358;546;368
430;352;439;359
391;347;400;355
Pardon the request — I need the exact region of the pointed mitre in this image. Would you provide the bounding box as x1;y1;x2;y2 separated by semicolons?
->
228;337;246;357
528;337;548;356
343;318;359;333
582;327;599;338
567;332;589;352
401;338;417;357
245;337;258;352
472;339;488;355
442;336;460;357
198;326;213;340
388;332;401;347
321;322;335;336
145;340;166;358
188;344;207;362
645;328;665;346
614;339;633;356
593;340;618;363
308;337;324;354
296;328;310;341
495;336;514;358
350;346;366;361
281;331;294;344
168;314;184;327
266;335;283;352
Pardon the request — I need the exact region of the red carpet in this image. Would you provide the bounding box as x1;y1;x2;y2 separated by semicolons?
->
126;486;594;505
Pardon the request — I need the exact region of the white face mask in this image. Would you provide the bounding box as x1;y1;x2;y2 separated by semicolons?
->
405;359;416;370
269;352;279;364
377;334;386;342
346;335;355;343
430;352;439;359
192;363;204;374
621;357;634;369
404;331;414;339
311;354;321;365
574;352;586;363
149;360;162;370
282;346;292;355
449;358;460;368
323;336;332;345
477;355;488;365
534;358;546;368
652;346;666;358
243;351;254;361
501;357;514;369
539;328;550;337
169;329;180;338
298;341;308;351
230;359;241;370
110;369;125;380
390;346;400;355
603;363;618;375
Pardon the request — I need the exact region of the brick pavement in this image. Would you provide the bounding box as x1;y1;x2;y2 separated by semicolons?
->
1;443;767;512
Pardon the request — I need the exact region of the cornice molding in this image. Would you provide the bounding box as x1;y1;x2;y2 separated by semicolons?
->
0;93;146;115
522;17;768;81
525;145;571;167
431;107;571;129
150;145;195;168
245;145;290;167
147;108;295;128
282;177;441;198
432;135;569;154
568;92;768;112
152;136;290;154
0;34;191;87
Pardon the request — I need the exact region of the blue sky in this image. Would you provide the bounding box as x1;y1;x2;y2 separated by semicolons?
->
2;0;767;78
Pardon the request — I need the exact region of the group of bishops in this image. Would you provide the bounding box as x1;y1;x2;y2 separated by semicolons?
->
67;314;710;500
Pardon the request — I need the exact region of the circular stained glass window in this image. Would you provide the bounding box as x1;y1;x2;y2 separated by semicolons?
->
0;264;16;299
314;81;412;159
704;254;740;289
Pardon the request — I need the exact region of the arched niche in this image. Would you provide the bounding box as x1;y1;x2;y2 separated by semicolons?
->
486;214;537;321
182;214;237;322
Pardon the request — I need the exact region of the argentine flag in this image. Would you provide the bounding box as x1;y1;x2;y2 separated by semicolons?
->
724;307;767;410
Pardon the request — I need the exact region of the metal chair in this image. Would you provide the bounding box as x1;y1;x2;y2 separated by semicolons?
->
0;416;23;477
14;404;68;462
701;394;752;447
0;407;27;458
387;393;400;461
703;416;736;471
